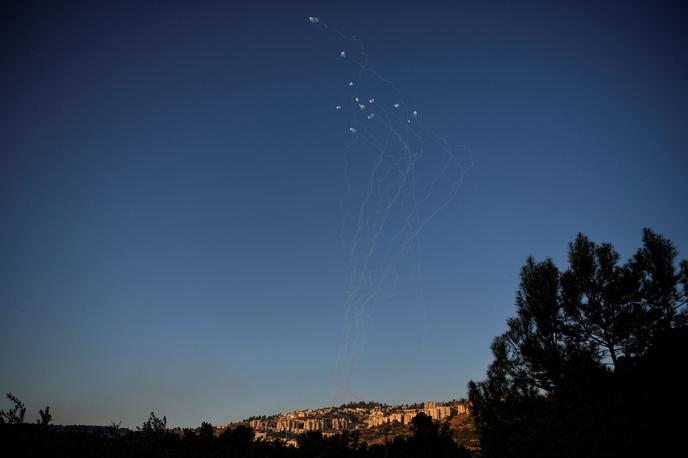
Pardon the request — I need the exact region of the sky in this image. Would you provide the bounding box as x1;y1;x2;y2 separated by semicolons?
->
1;0;687;427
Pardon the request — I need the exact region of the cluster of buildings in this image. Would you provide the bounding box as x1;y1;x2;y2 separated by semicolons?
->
270;417;351;432
248;419;269;430
365;402;464;427
244;401;470;435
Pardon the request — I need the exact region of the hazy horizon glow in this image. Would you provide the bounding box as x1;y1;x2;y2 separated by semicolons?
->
1;0;687;427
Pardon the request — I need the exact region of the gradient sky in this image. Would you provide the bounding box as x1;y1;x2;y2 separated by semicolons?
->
2;0;687;427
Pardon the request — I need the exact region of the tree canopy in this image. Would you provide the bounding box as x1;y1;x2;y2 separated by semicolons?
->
468;229;688;458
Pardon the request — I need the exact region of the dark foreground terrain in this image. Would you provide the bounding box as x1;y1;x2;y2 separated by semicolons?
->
0;412;472;458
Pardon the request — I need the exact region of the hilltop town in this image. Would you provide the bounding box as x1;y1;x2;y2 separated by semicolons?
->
222;400;476;448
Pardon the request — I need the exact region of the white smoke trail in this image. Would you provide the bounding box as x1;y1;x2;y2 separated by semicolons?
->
308;17;473;402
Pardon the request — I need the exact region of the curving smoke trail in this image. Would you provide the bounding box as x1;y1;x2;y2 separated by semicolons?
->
308;17;473;402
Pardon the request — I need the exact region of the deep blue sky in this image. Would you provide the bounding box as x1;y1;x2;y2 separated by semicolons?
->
1;0;686;427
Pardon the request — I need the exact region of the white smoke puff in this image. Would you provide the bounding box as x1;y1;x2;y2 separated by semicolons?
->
348;81;354;87
354;97;359;102
367;113;375;119
308;16;320;23
349;127;357;134
340;51;346;57
336;105;342;111
359;104;366;110
412;110;418;118
393;103;400;108
369;98;375;103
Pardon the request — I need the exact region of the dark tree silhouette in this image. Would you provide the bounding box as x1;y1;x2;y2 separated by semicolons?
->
218;424;255;455
139;411;167;433
198;421;214;439
380;413;470;458
468;229;688;458
0;393;26;424
37;406;51;426
107;420;122;436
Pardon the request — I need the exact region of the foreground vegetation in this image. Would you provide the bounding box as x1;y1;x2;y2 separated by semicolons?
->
0;411;469;458
469;229;687;458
